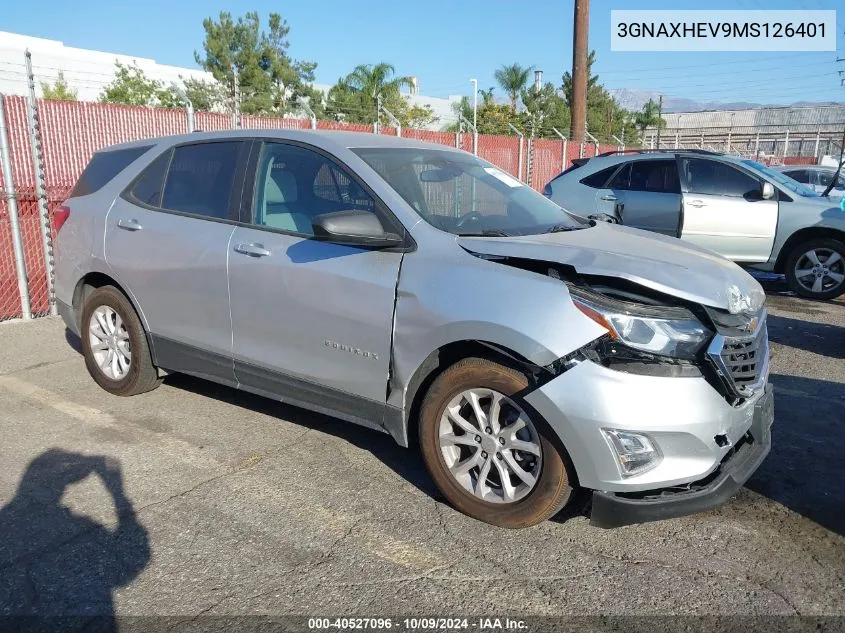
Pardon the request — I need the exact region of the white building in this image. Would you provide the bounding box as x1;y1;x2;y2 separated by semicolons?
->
0;31;460;129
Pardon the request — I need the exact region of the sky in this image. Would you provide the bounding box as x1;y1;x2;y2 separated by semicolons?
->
1;0;843;107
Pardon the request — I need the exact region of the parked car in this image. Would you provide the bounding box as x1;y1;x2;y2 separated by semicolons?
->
544;149;845;300
773;164;844;197
54;131;773;529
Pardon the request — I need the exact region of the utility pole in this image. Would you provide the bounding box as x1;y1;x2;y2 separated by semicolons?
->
569;0;589;143
655;94;663;148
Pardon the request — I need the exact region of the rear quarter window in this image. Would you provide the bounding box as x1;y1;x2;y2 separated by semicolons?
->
580;164;622;188
70;146;153;197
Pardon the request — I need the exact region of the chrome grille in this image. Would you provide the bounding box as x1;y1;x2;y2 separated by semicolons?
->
721;323;768;387
707;311;769;400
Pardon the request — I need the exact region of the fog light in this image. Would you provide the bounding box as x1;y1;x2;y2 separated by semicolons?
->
601;429;662;477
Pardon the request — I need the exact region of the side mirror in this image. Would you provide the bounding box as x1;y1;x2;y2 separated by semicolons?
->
311;210;403;248
761;182;776;200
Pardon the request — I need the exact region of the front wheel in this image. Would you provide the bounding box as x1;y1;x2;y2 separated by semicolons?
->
418;357;574;528
785;238;845;300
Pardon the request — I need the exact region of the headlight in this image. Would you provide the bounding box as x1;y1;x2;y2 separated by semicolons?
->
568;286;711;360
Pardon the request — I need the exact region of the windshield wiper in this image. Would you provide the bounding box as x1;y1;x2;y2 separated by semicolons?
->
456;229;511;237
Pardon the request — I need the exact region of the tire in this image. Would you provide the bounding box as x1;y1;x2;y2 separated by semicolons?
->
418;357;574;528
80;286;162;396
784;238;845;300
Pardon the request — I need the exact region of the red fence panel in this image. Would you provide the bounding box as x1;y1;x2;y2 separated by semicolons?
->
477;135;520;178
194;111;232;132
316;120;374;132
240;115;310;130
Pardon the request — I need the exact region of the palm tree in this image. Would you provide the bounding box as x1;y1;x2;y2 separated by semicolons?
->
341;62;412;102
635;98;665;133
494;63;533;113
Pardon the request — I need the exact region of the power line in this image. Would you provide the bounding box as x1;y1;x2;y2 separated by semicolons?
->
595;52;830;76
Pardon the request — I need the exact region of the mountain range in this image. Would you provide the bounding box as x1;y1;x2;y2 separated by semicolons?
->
608;88;841;113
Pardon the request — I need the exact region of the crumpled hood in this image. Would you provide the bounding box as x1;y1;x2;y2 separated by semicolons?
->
457;223;765;313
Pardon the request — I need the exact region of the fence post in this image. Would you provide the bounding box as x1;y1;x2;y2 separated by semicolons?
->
297;99;318;130
381;104;401;137
506;123;524;182
551;128;568;171
184;97;194;133
24;49;56;316
0;94;32;320
526;136;533;187
813;126;821;160
783;129;789;159
754;131;760;159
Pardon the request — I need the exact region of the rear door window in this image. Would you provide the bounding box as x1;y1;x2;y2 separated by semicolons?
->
628;160;680;193
580;164;622;188
606;163;631;189
70;145;152;197
160;142;243;219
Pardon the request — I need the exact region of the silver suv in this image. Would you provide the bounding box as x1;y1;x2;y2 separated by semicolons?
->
544;149;845;300
54;131;774;529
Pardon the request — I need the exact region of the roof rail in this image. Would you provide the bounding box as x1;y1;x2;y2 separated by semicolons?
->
594;148;724;158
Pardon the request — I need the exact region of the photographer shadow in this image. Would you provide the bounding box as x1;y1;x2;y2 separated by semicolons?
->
0;450;150;632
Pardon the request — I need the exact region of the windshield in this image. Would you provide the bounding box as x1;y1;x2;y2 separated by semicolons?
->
351;148;588;236
740;159;819;198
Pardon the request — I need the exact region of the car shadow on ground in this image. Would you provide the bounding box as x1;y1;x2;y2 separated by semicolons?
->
163;372;444;501
747;373;845;537
767;313;845;359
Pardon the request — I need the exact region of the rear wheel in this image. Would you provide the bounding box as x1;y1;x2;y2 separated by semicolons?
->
418;357;574;528
785;238;845;300
81;286;161;396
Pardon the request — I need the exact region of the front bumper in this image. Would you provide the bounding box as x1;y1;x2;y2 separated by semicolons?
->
590;384;773;528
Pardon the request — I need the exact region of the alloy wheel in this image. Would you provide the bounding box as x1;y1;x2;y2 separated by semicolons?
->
88;306;132;380
793;248;844;295
438;388;542;504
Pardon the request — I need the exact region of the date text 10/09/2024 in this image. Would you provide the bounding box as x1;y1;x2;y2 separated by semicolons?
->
308;618;528;631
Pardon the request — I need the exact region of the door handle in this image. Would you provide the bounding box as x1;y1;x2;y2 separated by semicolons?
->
688;200;707;208
117;218;142;231
234;243;271;258
600;195;617;201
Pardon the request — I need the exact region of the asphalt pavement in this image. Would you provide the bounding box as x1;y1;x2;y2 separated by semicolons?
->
0;292;842;626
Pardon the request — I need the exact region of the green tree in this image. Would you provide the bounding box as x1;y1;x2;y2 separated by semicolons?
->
448;91;516;135
99;62;164;106
520;82;570;138
403;103;438;129
194;11;320;115
561;50;600;108
326;63;412;124
635;98;666;133
561;50;634;142
181;77;225;112
494;63;534;113
41;72;77;101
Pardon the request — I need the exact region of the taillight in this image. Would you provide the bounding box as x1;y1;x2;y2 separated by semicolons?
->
53;205;70;235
